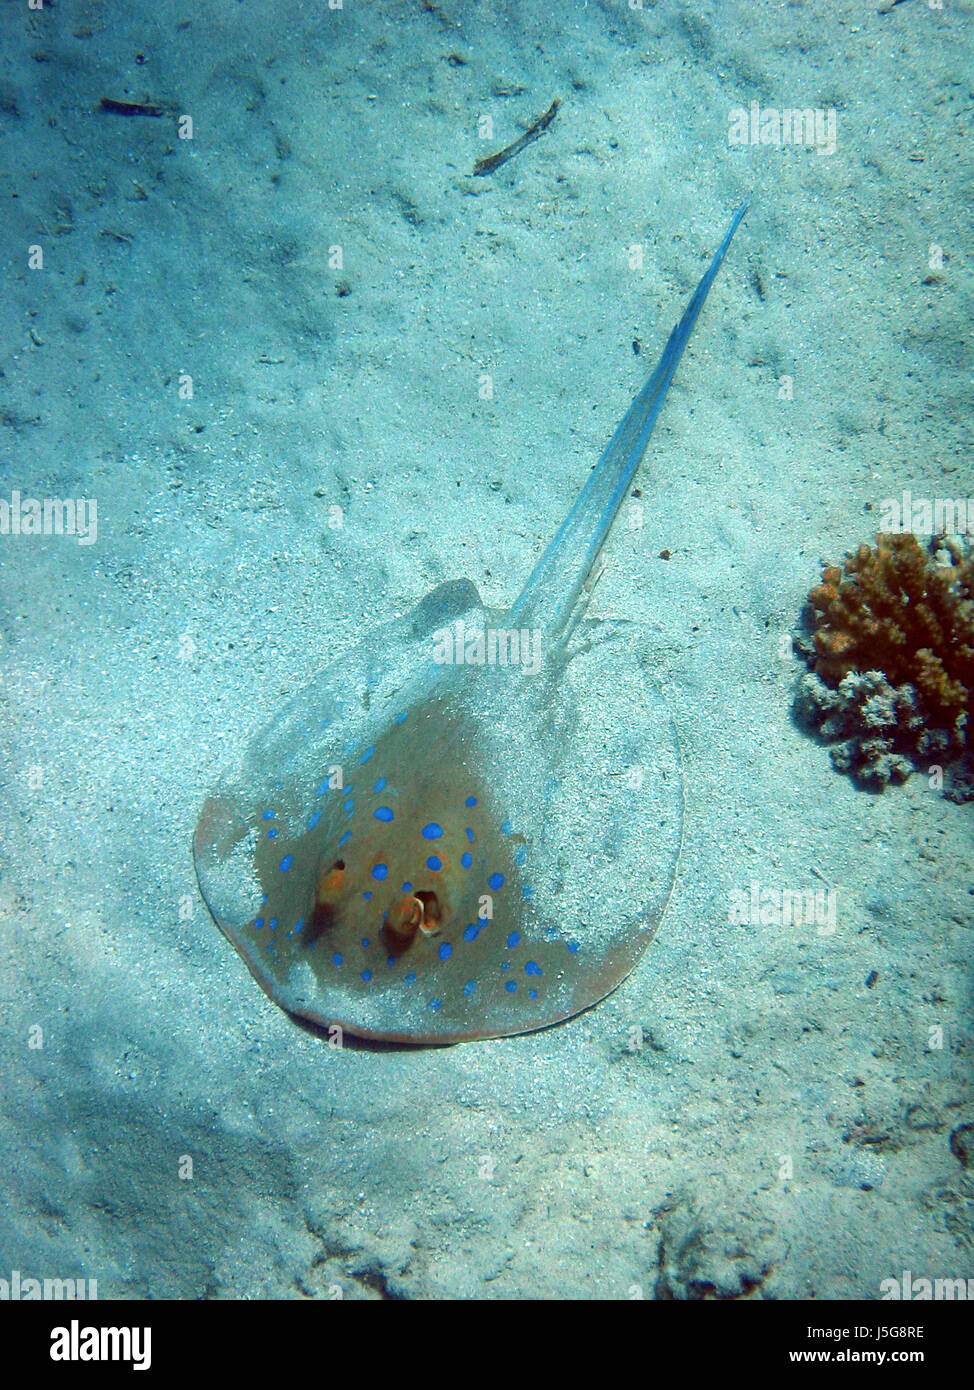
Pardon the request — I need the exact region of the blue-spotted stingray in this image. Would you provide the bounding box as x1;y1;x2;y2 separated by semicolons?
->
194;203;748;1043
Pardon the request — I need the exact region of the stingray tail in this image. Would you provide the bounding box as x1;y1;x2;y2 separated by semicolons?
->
511;201;749;638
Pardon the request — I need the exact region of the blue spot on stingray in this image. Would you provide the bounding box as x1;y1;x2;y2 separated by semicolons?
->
525;961;543;976
437;942;452;961
501;961;510;971
373;777;387;793
462;924;479;943
463;980;477;997
507;931;520;949
255;917;264;930
260;894;267;906
315;781;330;798
374;806;394;822
488;872;505;891
522;885;534;901
421;822;443;840
505;981;517;994
461;852;473;869
294;918;305;935
568;942;579;954
361;938;370;948
267;828;279;839
529;989;538;1000
401;881;412;893
338;830;351;848
514;848;527;867
501;819;512;834
362;891;372;901
307;809;322;830
429;998;442;1013
279;855;293;872
404;972;416;984
465;827;474;843
426;855;443;871
361;970;372;982
371;862;389;882
359;746;376;764
395;711;408;724
269;918;278;931
387;956;395;968
332;953;343;967
464;795;477;808
344;798;354;814
262;809;276;821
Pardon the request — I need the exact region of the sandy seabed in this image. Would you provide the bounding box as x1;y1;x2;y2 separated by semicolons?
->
0;0;970;1298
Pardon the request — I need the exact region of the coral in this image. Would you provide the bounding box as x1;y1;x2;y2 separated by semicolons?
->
796;669;925;789
797;534;974;791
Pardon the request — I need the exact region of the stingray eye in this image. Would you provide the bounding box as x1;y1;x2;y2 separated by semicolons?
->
415;890;442;936
385;894;424;942
316;860;346;900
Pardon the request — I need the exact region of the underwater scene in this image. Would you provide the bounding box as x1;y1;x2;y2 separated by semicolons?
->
1;0;971;1317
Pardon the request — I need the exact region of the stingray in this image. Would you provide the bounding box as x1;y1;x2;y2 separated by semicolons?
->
194;202;748;1043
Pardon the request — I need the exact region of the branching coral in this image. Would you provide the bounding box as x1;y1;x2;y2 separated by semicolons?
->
796;534;974;793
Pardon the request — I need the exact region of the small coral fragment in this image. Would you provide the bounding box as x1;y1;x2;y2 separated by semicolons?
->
796;534;974;794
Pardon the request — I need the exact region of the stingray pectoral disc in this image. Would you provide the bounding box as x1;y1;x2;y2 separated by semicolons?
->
193;595;683;1043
